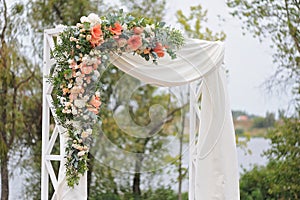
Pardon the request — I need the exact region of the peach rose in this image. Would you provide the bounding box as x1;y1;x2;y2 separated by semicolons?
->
127;35;142;51
109;22;123;35
153;42;165;57
133;27;144;34
89;95;101;108
81;65;93;75
90;24;103;47
143;48;151;54
117;38;127;47
87;106;99;114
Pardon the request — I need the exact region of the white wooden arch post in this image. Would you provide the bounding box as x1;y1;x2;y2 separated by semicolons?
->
42;27;67;200
42;28;217;200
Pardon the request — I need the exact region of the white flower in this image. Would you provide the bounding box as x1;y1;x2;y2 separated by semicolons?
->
88;13;102;25
145;24;154;33
76;71;81;76
122;24;128;31
102;55;108;60
83;146;88;151
60;97;66;105
86;129;93;135
56;24;67;28
68;83;73;88
74;99;86;108
83;115;89;120
81;131;89;138
66;109;72;114
95;91;101;97
72;108;78;115
83;95;89;101
65;102;72;107
78;151;86;157
80;16;90;23
82;56;88;62
75;77;83;86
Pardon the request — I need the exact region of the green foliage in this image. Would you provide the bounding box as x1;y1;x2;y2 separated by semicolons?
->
235;128;244;135
176;4;226;41
252;112;275;128
27;0;102;29
227;0;300;108
240;117;300;199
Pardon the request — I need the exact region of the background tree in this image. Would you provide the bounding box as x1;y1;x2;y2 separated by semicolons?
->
227;0;300;198
226;0;300;108
176;4;226;41
240;117;300;199
0;0;42;199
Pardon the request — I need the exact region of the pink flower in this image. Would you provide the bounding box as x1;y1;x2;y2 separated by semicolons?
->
133;27;144;34
81;65;93;75
127;35;142;51
117;38;127;47
87;106;99;114
89;95;101;108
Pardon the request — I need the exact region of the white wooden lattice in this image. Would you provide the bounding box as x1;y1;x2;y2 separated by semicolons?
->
42;27;67;200
42;27;202;200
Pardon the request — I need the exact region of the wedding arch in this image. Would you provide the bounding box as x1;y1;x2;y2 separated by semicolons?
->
42;12;240;200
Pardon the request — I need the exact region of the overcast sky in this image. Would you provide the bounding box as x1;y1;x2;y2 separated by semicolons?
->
6;0;292;116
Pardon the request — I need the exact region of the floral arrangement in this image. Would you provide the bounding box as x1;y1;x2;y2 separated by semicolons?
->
49;10;184;187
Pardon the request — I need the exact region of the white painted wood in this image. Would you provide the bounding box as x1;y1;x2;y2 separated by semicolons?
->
42;28;65;200
189;82;197;200
42;30;51;200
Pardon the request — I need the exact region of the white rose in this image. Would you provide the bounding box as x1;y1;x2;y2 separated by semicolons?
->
145;24;153;33
80;16;90;23
87;13;101;25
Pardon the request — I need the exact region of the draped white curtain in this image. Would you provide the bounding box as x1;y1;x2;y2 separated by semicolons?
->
54;38;240;200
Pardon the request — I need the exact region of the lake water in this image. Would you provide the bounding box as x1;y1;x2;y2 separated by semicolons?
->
6;137;270;199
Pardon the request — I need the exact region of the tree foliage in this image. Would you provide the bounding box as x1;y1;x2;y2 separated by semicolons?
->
240;117;300;199
0;1;42;199
226;0;300;106
176;4;226;41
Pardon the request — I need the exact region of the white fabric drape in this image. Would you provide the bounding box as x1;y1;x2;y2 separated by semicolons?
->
56;38;240;199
